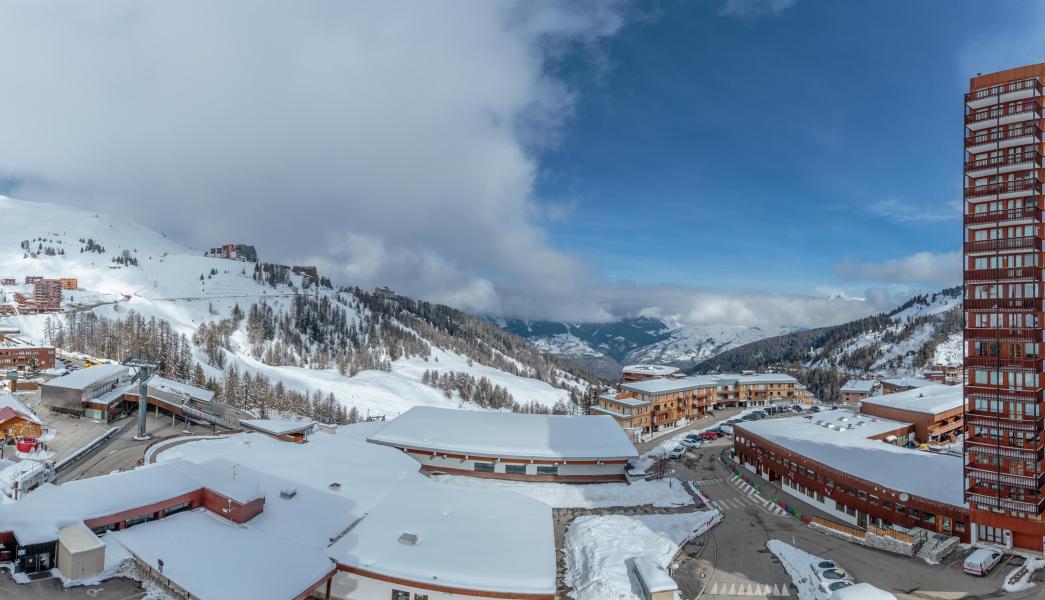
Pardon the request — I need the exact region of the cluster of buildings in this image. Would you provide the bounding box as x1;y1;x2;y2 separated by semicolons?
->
734;384;969;542
0;277;76;314
203;243;257;262
0;406;638;599
839;369;964;406
595;365;813;437
961;63;1045;553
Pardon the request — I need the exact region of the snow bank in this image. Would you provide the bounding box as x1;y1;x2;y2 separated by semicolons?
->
564;511;720;600
1003;557;1044;593
766;540;896;600
432;475;693;508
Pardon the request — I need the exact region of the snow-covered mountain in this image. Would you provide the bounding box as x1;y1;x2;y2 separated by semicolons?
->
495;316;799;379
0;196;598;420
697;286;963;377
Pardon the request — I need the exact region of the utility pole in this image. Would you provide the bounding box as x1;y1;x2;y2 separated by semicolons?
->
125;356;162;440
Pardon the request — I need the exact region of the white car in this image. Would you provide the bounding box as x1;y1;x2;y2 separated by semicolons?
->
680;439;701;448
668;446;685;459
963;548;1003;576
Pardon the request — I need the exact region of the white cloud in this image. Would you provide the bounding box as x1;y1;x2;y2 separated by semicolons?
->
867;197;961;224
718;0;796;19
834;251;962;287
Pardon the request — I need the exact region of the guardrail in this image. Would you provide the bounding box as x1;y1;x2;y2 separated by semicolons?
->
54;426;122;473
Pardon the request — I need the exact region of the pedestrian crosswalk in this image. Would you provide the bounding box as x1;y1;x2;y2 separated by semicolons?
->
693;477;725;486
706;581;790;597
701;476;788;516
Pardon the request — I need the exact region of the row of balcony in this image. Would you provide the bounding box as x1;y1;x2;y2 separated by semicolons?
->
965;355;1042;369
964;297;1042;309
965;328;1040;341
964;266;1040;282
965;412;1044;430
966;101;1042;125
966;387;1043;401
966;433;1044;451
965;149;1040;178
967;491;1044;514
965;125;1041;152
964;204;1038;226
964;177;1042;200
966;78;1042;107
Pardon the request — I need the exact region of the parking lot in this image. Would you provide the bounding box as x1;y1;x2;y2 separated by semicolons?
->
0;572;145;600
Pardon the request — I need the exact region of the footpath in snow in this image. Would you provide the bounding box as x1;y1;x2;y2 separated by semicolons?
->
432;475;693;509
564;511;720;600
1004;557;1044;593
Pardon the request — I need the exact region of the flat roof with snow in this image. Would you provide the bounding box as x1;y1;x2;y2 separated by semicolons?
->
859;384;962;415
113;509;333;600
239;418;315;436
881;377;935;389
735;409;965;507
622;364;679;376
147;375;214;403
367;406;638;461
841;380;876;393
621;373;798;395
41;363;127;390
633;554;678;593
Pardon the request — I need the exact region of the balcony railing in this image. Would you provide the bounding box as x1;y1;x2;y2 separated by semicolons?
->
967;492;1044;514
964;266;1039;281
963;236;1041;254
964;178;1042;199
966;388;1043;402
965;413;1044;431
964;205;1038;225
965;125;1042;148
965;355;1041;369
965;150;1040;173
964;328;1039;341
966;102;1042;125
965;466;1043;488
964;297;1042;310
966;78;1043;104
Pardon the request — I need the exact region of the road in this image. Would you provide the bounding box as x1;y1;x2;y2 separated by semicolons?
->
0;573;145;600
667;435;1040;600
56;410;201;483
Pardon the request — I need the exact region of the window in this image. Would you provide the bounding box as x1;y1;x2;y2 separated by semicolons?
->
536;466;559;476
473;462;494;473
895;504;906;514
869;495;879;505
923;512;936;524
392;591;410;600
882;499;893;510
164;501;191;516
414;595;429;600
505;464;527;475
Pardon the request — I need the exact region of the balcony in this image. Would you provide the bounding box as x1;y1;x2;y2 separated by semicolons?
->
966;102;1043;131
964;266;1040;282
964;177;1042;200
966;78;1042;109
965;413;1044;431
964;203;1038;225
963;235;1041;254
965;328;1040;341
966;125;1041;154
964;355;1041;369
964;296;1042;310
965;150;1040;178
965;465;1043;488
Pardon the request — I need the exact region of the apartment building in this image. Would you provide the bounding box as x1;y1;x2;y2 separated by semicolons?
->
595;368;812;435
859;384;964;445
620;364;680;383
963;63;1045;553
840;380;878;405
0;346;55;373
879;377;936;396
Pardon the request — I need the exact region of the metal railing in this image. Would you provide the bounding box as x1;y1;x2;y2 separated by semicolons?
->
964;177;1042;199
966;125;1042;148
966;78;1042;104
966;102;1042;124
964;204;1039;225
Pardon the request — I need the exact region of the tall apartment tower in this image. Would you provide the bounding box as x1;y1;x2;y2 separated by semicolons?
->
963;63;1045;553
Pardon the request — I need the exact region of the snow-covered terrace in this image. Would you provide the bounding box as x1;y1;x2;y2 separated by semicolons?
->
858;384;962;415
840;379;876;393
239;418;315;436
366;406;638;461
735;410;965;507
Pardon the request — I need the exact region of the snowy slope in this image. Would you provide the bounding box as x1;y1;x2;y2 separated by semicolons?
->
0;196;579;417
624;323;800;366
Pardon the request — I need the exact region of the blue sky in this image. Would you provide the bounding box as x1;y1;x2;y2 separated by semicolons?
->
2;1;1043;326
536;0;1043;299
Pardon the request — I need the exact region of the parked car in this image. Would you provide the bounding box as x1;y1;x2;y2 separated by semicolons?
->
792;404;803;412
680;438;700;448
809;405;821;413
700;431;719;441
669;446;685;459
718;424;734;435
963;549;1003;576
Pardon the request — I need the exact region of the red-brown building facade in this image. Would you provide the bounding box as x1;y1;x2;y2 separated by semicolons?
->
963;63;1045;553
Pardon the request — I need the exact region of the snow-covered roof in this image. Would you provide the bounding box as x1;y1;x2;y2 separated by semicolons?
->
880;377;935;390
0;458;261;545
368;407;638;461
600;393;649;407
0;392;43;425
621;372;798;395
152;425;557;596
113;509;333;600
41;363;127;390
859;384;962;415
239;418;315;435
633;554;678;593
147;375;214;403
58;523;104;553
622;364;679;376
830;583;899;600
735;410;964;507
840;380;876;393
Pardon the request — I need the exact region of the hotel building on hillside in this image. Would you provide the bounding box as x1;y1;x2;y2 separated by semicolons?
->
840;379;878;405
595;367;813;436
620;364;680;383
963;63;1045;553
